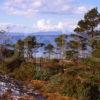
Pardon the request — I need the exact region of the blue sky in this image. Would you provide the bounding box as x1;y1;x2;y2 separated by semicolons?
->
0;0;100;33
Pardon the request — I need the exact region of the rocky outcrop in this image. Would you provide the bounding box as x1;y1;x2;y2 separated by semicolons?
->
0;74;44;100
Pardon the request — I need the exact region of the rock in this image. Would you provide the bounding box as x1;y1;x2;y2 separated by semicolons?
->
0;74;44;100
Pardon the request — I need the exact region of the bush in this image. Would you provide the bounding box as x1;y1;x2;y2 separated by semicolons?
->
30;80;46;90
34;67;54;81
33;66;42;80
50;74;64;84
60;78;79;97
41;68;51;80
0;62;9;74
12;62;35;81
42;83;62;93
78;83;100;100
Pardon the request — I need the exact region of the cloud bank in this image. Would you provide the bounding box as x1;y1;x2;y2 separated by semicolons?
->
0;19;76;33
0;0;93;33
2;0;88;17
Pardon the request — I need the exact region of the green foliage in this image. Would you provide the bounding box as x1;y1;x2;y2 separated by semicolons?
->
79;58;98;69
61;79;78;97
68;40;80;49
74;8;100;37
6;59;23;72
0;62;8;74
50;74;64;84
77;82;100;100
42;83;62;93
41;68;51;80
33;66;42;80
2;49;14;58
12;62;35;81
55;34;67;59
55;34;67;47
44;43;54;59
44;44;54;52
34;67;52;80
24;36;37;49
66;50;77;60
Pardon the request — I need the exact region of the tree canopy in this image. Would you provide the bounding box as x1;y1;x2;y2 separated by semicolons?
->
74;8;100;38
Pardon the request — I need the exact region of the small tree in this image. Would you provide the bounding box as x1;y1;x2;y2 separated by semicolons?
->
44;43;54;60
74;8;100;38
55;34;67;59
16;39;24;59
24;36;37;59
66;40;80;60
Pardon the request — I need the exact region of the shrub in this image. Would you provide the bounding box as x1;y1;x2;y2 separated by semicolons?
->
33;66;42;80
34;67;54;81
30;80;46;90
12;62;35;81
50;74;64;84
76;81;100;100
42;83;62;93
0;65;8;74
41;68;51;80
61;79;78;97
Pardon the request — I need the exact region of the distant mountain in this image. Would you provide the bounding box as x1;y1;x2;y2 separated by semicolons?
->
5;31;68;44
1;31;72;45
29;31;63;36
7;31;63;36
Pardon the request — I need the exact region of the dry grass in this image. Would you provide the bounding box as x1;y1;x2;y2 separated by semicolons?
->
44;93;76;100
30;80;46;89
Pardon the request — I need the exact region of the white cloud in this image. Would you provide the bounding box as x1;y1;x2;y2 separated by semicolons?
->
0;22;32;32
2;0;44;17
1;0;89;17
0;22;27;29
36;19;59;31
74;6;88;14
36;19;76;32
0;19;76;33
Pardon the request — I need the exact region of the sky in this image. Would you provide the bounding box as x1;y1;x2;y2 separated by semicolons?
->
0;0;100;34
